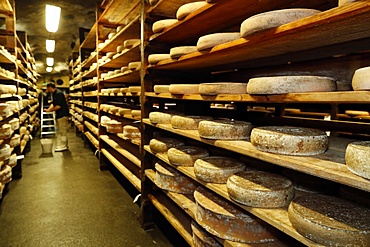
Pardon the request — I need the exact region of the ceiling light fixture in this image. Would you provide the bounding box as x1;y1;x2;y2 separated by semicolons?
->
46;67;53;72
45;4;61;33
46;39;55;53
46;57;54;67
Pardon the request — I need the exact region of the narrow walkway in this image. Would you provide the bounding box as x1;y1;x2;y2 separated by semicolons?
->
0;129;172;247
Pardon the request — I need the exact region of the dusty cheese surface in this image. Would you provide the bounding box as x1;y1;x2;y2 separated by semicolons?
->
123;125;141;139
123;39;140;49
149;137;185;153
169;84;199;94
171;115;212;130
198;120;252;140
345;141;370;179
148;54;171;65
199;82;247;95
352;66;370;91
170;46;198;59
197;33;240;51
191;221;222;247
153;85;170;93
168;146;209;166
176;2;207;20
0;144;10;161
149;112;173;124
152;19;177;33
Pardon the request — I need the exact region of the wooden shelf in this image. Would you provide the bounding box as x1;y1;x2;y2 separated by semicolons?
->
151;2;370;71
81;52;98;69
143;119;370;192
100;44;140;69
145;91;370;104
98;0;141;26
0;73;15;81
101;148;141;190
100;109;140;121
147;0;197;18
117;133;141;146
80;23;97;49
84;122;99;136
100;70;140;83
82;67;97;78
85;131;99;149
99;92;140;97
0;49;15;64
100;135;141;168
0;0;13;15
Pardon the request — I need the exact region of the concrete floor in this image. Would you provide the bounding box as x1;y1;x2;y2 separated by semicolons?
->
0;130;173;247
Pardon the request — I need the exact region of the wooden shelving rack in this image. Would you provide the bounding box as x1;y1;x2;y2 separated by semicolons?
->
69;0;370;246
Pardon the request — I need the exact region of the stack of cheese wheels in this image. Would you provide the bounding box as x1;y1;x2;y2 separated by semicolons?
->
149;137;185;153
240;9;320;37
339;185;370;208
155;162;198;194
8;153;17;168
199;82;247;95
251;126;329;156
352;66;370;90
152;19;177;33
171;115;212;130
197;33;240;51
288;195;370;246
194;157;245;183
123;125;141;140
191;221;222;247
0;165;12;184
153;85;170;93
227;171;294;208
0;144;10;161
176;2;207;20
168;146;209;166
148;54;171;65
194;187;275;243
149;112;173;124
170;46;198;59
0;124;11;140
124;39;140;49
247;76;337;94
198;120;252;140
169;84;199;94
345;141;370;179
339;0;358;6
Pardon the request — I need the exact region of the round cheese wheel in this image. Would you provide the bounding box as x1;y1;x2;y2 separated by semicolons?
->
112;88;120;94
169;84;199;94
120;88;129;93
176;2;208;20
9;118;19;130
339;0;358;6
149;112;172;124
106;52;115;58
8;153;17;168
149;138;185;153
152;19;177;33
108;32;116;40
194;187;275;243
124;39;140;49
149;0;158;6
128;86;141;93
117;45;125;53
250;126;328;156
288;195;370;246
131;110;141;117
106;121;123;133
198;120;252;140
121;66;130;73
170;46;198;59
247;76;337;94
155;162;198;194
148;54;171;65
191;221;222;247
344;110;369;116
128;61;141;70
119;108;132;115
168;146;209;166
123;125;141;139
153;85;170;93
227;171;294;208
0;124;12;140
0;144;11;161
9;134;20;147
197;33;240;51
339;186;370;208
345;141;370;179
199;82;247;95
240;9;320;37
194;157;245;183
171;115;212;130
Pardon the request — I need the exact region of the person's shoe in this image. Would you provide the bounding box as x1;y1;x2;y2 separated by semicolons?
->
55;146;68;152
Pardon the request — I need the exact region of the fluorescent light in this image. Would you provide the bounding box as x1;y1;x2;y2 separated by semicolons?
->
46;57;54;66
45;4;61;33
46;67;53;72
46;39;55;53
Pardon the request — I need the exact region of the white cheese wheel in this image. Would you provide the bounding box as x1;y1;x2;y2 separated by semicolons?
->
194;157;245;183
128;86;141;93
169;84;199;94
149;138;185;153
240;9;320;37
149;112;173;124
148;54;171;65
168;146;209;166
197;33;240;51
345;110;369;116
8;153;17;168
339;0;358;6
194;187;275;243
247;76;336;94
251;126;328;156
227;171;294;208
0;165;12;182
198;120;252;140
191;221;223;247
108;32;116;40
120;87;129;93
9;118;19;130
121;66;130;73
153;85;170;93
152;19;178;33
155;162;198;194
117;45;125;53
0;124;12;140
128;61;141;70
170;46;198;59
124;39;140;49
345;141;370;179
111;88;120;94
119;108;132;115
123;125;141;139
131;110;141;117
199;82;247;95
10;134;20;147
176;2;208;20
288;195;370;246
171;115;212;130
0;144;10;161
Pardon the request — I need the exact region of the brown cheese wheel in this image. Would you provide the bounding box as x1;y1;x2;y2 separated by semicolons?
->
227;171;294;208
149;138;185;153
194;157;245;183
171;115;212;130
345;141;370;179
167;146;209;166
191;221;223;247
199;83;247;95
149;112;172;124
250;126;328;156
198;120;252;140
288;195;370;246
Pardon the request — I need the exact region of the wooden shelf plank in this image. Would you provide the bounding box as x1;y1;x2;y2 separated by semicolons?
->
81;52;99;69
80;23;97;49
0;0;13;15
98;0;141;26
100;135;141;168
99;92;140;97
147;0;197;18
100;108;140;121
101;148;141;190
100;44;140;69
143;119;370;192
152;2;370;71
117;133;141;146
82;67;97;78
145;91;370;104
0;49;15;64
100;70;140;83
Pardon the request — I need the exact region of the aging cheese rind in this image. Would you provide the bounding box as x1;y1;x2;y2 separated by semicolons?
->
152;19;177;33
170;46;198;59
153;85;170;93
176;2;208;20
288;195;370;246
247;76;336;94
197;33;240;51
149;138;185;153
240;9;320;37
171;115;212;130
149;112;173;124
194;157;245;183
123;39;140;49
148;54;172;65
199;82;247;95
227;171;294;208
169;84;199;94
191;221;223;247
194;187;275;243
198;120;252;140
250;126;328;156
345;141;370;179
339;0;358;6
168;146;209;166
123;125;141;139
